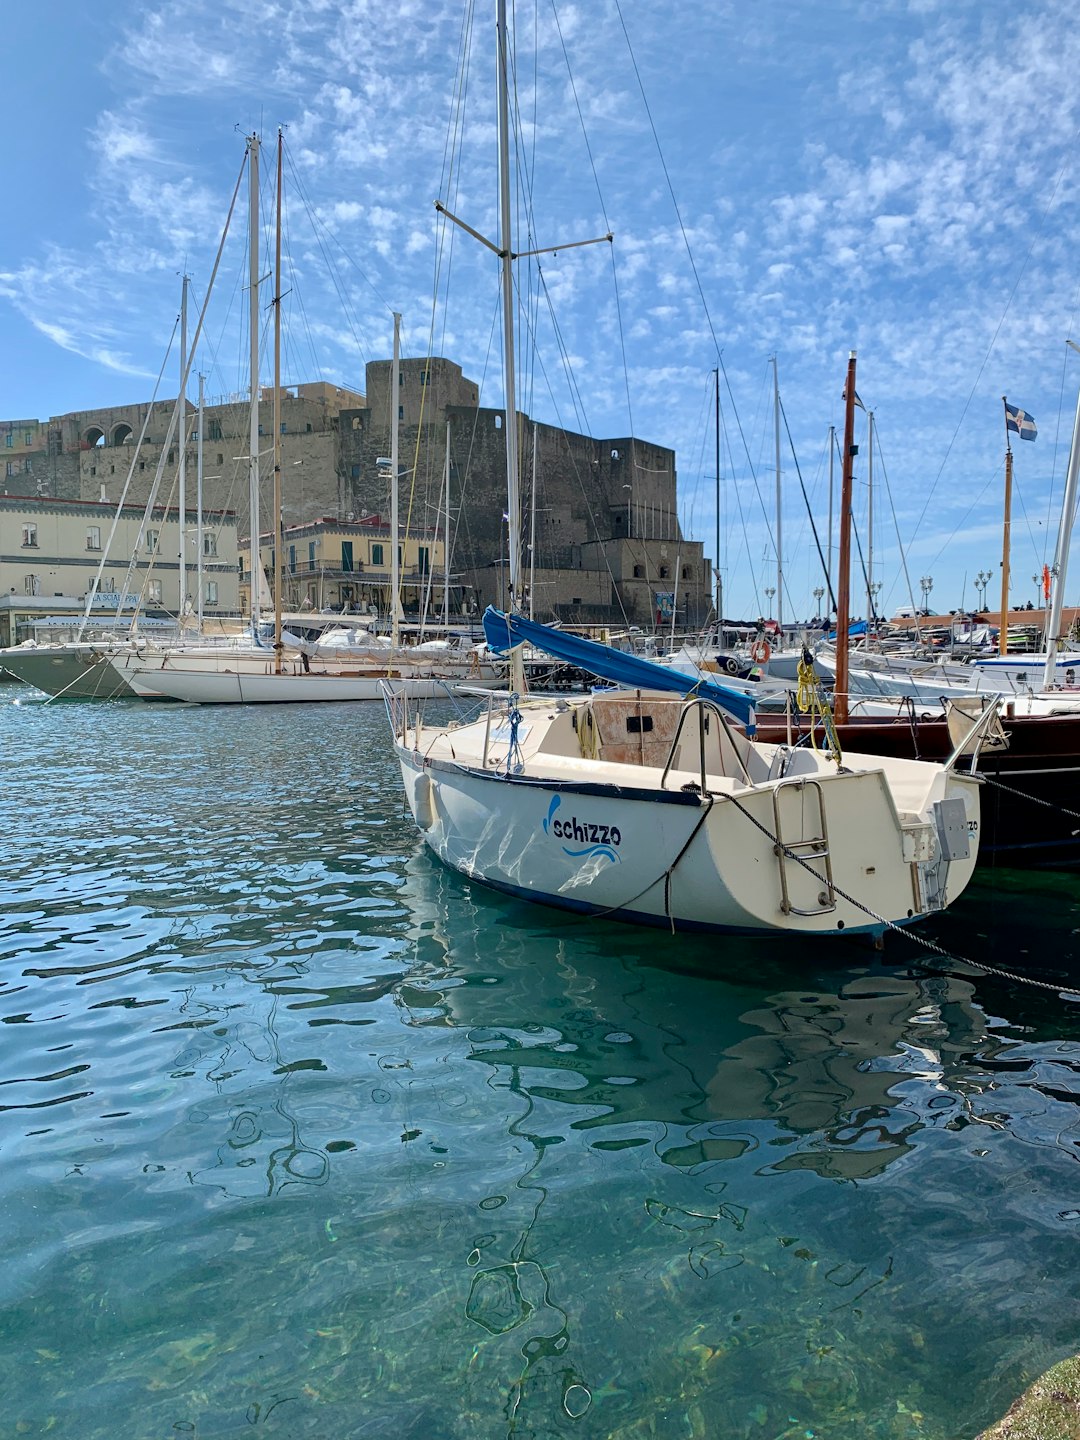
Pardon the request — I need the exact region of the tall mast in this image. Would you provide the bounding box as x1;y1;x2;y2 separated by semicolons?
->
529;422;537;620
272;128;284;672
772;355;782;632
1043;358;1080;687
196;371;205;635
999;396;1013;657
178;273;189;622
247;132;261;634
390;312;402;650
835;420;840;601
833;351;858;726
497;0;521;614
714;367;723;633
866;409;874;630
444;420;452;629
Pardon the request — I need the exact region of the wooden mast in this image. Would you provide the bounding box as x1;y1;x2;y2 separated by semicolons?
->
272;128;284;673
999;396;1012;656
833;351;858;726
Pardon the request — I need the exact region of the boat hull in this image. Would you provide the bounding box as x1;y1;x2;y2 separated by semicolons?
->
393;728;980;937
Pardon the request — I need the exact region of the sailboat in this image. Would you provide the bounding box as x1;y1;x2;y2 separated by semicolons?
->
385;9;985;938
127;134;502;705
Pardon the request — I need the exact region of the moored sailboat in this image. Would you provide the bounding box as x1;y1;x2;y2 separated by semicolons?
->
386;8;985;938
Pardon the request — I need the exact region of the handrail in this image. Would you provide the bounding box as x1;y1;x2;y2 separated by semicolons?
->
660;697;754;791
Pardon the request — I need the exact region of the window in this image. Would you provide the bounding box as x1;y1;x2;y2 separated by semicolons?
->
420;370;429;386
147;580;162;604
21;523;37;547
309;541;317;568
5;461;13;478
418;546;430;574
341;541;354;573
351;464;360;479
398;405;404;422
139;462;145;471
24;431;32;446
681;566;691;580
495;415;502;430
4;434;12;448
371;543;384;566
86;526;102;551
90;466;96;477
146;529;158;552
288;545;296;574
204;580;218;605
280;422;287;434
100;576;116;593
203;533;217;557
167;450;174;464
217;453;224;465
24;573;40;595
659;566;669;579
633;564;644;579
208;420;222;441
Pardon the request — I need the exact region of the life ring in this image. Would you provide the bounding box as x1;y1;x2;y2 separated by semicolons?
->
750;638;771;664
724;655;740;675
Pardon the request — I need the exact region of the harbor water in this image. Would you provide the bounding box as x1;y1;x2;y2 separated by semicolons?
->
2;693;1080;1438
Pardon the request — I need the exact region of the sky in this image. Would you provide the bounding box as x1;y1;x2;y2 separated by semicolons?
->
3;0;1080;622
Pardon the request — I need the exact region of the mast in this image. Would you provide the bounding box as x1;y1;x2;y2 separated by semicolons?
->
247;132;261;635
714;367;723;635
835;420;840;613
390;312;402;651
444;420;452;629
196;371;205;635
529;422;538;620
178;273;189;623
1042;361;1080;687
833;351;858;726
497;0;522;616
272;128;284;672
772;355;782;633
999;396;1013;657
866;409;874;630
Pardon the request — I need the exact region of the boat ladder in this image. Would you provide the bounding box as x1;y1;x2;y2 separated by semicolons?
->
771;778;837;916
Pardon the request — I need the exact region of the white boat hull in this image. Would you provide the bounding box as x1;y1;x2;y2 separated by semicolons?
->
389;690;981;937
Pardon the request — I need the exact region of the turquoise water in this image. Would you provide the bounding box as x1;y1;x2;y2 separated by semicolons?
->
3;693;1080;1439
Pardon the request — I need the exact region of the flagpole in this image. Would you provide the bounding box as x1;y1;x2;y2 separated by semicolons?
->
999;396;1012;658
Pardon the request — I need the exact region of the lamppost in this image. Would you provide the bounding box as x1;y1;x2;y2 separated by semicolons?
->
869;580;882;619
920;575;933;614
764;586;776;617
975;568;991;610
1033;574;1042;611
813;585;824;619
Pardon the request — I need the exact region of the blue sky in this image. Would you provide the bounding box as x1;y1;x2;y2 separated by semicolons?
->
3;0;1080;622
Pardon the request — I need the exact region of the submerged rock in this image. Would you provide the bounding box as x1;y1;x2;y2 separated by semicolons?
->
977;1355;1080;1439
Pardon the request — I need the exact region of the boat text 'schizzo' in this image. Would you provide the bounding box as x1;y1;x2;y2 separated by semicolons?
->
385;609;986;938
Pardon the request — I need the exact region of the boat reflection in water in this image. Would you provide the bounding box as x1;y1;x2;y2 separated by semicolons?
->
396;849;1080;1439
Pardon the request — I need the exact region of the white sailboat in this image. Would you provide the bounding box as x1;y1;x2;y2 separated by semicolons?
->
385;9;985;938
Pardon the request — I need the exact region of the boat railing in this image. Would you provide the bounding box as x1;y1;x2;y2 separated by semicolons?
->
660;697;755;792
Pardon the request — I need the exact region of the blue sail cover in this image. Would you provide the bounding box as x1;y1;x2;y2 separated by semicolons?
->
482;607;757;732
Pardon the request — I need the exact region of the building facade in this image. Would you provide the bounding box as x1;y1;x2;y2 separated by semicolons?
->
0;493;239;648
2;360;711;632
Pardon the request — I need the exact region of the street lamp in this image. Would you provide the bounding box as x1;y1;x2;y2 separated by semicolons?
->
1033;574;1042;611
813;585;824;619
764;586;776;617
920;575;933;614
869;579;882;616
975;568;991;609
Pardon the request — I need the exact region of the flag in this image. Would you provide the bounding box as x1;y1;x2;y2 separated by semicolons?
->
842;385;866;412
1005;403;1037;441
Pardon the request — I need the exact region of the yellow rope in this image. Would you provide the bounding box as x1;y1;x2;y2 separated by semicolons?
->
795;655;842;764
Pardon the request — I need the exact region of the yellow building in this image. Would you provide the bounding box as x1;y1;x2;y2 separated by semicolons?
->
0;493;239;647
241;515;455;619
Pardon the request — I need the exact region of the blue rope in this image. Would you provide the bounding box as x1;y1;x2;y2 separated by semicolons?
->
501;693;525;774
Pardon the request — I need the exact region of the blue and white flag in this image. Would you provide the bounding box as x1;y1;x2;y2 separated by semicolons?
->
1005;402;1037;441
